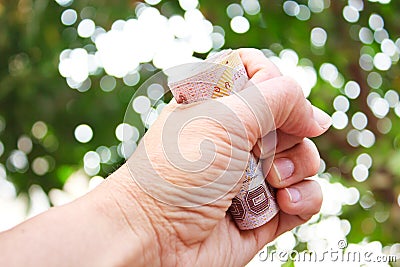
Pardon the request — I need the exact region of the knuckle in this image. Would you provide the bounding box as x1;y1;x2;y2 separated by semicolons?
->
277;76;306;113
279;76;303;97
269;76;304;128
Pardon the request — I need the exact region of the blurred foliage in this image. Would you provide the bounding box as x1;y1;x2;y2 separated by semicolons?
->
0;0;399;247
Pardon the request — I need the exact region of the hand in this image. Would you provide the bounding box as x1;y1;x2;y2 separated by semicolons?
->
109;48;331;266
0;48;330;267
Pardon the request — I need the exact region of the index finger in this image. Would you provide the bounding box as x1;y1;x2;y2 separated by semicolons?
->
238;48;281;84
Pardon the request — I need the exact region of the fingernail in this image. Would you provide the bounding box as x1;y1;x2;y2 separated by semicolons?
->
312;106;332;129
286;188;301;203
273;158;294;181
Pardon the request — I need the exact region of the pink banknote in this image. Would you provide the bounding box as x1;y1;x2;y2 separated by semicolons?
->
168;49;279;230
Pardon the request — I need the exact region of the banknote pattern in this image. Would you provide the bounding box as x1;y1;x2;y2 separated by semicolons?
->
168;50;279;230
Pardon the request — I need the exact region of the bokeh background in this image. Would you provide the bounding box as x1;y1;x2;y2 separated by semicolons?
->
0;0;399;265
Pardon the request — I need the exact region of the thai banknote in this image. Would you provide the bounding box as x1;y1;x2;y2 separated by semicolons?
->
168;49;279;230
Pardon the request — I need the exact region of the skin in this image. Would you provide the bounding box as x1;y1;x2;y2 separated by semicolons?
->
0;48;331;267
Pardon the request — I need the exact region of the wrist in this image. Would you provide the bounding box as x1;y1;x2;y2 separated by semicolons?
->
102;163;176;266
0;165;165;267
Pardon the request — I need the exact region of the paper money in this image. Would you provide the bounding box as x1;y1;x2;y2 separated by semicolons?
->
168;49;279;230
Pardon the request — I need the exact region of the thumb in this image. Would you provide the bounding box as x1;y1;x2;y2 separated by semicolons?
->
219;76;331;146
